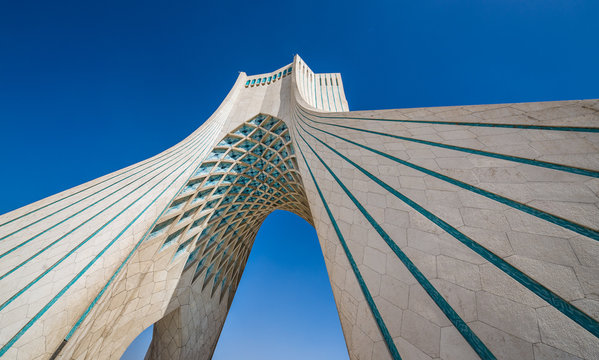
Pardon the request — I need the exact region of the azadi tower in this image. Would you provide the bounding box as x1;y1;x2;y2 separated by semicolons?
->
0;55;598;360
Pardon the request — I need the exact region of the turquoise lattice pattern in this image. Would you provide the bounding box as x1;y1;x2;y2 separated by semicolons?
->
146;114;311;305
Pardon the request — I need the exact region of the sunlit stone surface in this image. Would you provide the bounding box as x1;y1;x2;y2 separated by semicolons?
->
0;55;598;360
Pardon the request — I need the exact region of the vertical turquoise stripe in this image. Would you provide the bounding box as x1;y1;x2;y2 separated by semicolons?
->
295;138;402;360
324;76;331;111
294;122;496;359
304;69;309;103
335;76;345;111
313;73;318;108
330;75;338;112
319;75;324;111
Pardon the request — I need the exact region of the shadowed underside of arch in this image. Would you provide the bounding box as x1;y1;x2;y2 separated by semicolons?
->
0;55;598;360
144;114;312;359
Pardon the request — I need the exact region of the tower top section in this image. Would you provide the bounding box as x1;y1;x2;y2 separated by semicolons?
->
240;55;349;112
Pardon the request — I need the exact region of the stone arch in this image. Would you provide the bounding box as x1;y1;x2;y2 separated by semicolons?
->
3;56;598;360
142;113;312;359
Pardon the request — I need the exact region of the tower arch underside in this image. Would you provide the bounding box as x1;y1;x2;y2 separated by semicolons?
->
56;113;314;360
138;114;313;360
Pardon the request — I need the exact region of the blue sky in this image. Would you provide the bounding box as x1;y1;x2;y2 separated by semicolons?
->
1;0;598;359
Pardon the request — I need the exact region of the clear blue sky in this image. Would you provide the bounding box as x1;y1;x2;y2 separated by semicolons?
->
1;1;597;359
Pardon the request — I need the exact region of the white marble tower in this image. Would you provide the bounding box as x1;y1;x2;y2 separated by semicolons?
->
1;55;598;360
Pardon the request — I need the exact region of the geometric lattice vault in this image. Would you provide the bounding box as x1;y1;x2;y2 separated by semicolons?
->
146;115;311;359
0;55;598;360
